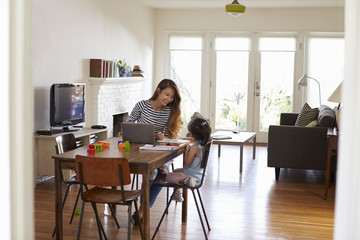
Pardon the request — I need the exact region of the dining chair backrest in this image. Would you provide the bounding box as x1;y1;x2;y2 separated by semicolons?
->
198;140;212;188
75;155;131;187
55;133;77;154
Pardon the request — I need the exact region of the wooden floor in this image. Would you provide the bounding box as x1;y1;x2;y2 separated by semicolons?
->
35;144;335;240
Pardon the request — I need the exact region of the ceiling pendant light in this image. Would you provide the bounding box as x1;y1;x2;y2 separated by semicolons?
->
225;0;246;17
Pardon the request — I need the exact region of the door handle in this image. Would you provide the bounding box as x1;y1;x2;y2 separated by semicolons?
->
255;81;260;97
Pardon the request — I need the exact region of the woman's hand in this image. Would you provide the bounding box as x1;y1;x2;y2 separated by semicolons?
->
155;132;166;140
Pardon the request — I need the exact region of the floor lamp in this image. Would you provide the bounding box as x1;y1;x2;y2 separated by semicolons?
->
298;74;322;106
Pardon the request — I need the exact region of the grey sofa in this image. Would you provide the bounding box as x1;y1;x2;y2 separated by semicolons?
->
267;105;337;180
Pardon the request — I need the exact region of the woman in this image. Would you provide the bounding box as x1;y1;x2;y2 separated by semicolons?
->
126;78;183;223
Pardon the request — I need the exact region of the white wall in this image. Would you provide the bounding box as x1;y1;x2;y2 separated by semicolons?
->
1;0;11;238
11;0;34;239
153;7;344;88
32;0;154;130
334;0;360;238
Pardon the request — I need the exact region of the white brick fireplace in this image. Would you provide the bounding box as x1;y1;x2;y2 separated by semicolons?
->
85;77;148;136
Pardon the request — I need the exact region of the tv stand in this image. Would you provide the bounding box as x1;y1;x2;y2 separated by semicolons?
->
34;127;108;182
61;126;80;132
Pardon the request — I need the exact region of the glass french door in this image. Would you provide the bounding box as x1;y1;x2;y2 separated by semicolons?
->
169;34;203;126
213;34;296;142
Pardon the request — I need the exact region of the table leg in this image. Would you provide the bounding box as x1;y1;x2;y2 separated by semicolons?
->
182;150;188;222
324;137;335;200
240;144;244;172
55;160;63;240
218;144;221;158
253;135;256;159
182;187;188;222
142;171;150;240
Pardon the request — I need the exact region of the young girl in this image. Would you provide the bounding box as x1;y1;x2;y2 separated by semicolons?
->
170;117;211;202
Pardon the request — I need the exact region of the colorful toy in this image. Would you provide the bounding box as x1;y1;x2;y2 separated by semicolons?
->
87;149;95;154
125;141;130;149
118;141;126;149
94;144;102;152
75;210;81;215
89;144;95;149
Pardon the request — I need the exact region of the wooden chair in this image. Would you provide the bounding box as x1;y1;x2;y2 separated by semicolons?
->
75;155;143;240
52;133;80;237
152;141;212;240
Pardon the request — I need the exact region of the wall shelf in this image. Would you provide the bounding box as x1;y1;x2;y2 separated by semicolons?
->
88;77;147;85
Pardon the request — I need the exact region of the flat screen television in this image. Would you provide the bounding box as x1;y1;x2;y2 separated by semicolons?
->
50;83;85;128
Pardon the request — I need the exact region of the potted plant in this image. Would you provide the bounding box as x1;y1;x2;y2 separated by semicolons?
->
116;58;127;77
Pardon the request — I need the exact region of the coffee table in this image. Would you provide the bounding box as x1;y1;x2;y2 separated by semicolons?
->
212;131;256;172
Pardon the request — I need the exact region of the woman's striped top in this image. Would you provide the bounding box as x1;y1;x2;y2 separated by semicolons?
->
126;100;170;136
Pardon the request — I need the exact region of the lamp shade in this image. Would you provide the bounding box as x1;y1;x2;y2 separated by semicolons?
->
328;81;342;103
225;0;246;16
297;74;308;86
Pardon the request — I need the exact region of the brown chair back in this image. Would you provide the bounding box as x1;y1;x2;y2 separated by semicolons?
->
75;155;131;187
198;141;212;187
55;133;77;154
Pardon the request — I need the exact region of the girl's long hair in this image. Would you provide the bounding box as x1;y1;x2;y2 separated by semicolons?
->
149;79;183;138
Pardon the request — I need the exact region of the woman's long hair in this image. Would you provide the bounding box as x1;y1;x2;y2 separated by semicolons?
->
149;79;183;138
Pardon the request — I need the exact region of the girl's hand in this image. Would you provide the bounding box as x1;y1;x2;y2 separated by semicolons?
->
155;132;165;140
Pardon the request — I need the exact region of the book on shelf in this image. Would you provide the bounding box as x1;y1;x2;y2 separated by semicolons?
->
90;59;103;77
90;58;124;78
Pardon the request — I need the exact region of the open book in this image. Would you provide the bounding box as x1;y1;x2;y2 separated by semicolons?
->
139;144;179;151
156;139;190;144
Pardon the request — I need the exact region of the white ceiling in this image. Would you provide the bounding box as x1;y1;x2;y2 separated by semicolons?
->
138;0;344;9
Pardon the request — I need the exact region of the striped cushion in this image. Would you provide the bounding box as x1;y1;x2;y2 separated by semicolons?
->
295;103;319;127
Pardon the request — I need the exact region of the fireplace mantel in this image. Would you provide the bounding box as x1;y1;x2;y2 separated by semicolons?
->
85;77;149;136
88;77;146;85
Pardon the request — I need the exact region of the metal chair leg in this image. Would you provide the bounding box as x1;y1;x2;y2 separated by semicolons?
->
131;174;139;190
152;191;175;240
69;187;81;224
108;204;120;228
91;202;106;240
131;174;136;190
52;183;72;237
191;190;208;240
134;199;144;240
196;188;211;231
127;204;132;240
77;201;86;240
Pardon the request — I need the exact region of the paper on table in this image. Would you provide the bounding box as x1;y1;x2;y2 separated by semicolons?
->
157;139;190;144
211;135;232;140
139;144;179;151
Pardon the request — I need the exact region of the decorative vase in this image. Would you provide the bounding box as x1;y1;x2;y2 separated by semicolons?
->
119;68;126;77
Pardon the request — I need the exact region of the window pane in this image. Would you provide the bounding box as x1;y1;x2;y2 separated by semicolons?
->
215;51;249;130
308;37;344;108
170;50;202;125
170;35;202;50
259;37;296;51
259;51;294;131
170;35;203;125
215;37;251;51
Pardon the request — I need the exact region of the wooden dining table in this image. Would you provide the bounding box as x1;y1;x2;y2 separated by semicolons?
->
52;137;186;240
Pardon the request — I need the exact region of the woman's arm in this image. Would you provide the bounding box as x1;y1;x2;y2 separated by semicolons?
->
184;144;200;166
126;101;142;123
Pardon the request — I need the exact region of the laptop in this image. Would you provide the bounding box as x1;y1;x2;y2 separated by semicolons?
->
121;122;155;143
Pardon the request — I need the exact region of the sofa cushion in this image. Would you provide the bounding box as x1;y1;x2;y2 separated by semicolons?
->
317;105;336;127
306;120;318;127
295;103;319;127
